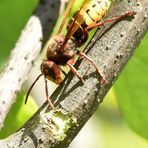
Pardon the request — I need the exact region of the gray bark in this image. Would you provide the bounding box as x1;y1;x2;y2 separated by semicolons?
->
0;0;147;147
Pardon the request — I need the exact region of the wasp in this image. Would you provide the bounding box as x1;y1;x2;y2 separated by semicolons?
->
25;0;136;108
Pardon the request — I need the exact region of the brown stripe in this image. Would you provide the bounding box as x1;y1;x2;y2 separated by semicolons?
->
86;9;95;22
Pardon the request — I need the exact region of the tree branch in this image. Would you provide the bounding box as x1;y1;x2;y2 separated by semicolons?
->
0;0;147;147
0;0;65;129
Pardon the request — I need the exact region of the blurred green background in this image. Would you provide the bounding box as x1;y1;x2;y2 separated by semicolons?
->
0;0;148;147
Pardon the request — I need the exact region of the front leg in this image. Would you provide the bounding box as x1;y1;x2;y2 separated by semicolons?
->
44;76;55;109
40;60;63;108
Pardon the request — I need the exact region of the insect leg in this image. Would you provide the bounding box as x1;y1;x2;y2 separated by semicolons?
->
76;51;107;84
86;11;136;31
44;77;55;109
67;59;84;83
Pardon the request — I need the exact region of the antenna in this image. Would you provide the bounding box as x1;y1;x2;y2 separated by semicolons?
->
25;74;43;104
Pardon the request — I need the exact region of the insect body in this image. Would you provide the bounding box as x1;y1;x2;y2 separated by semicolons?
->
25;0;136;108
66;0;111;44
41;0;111;84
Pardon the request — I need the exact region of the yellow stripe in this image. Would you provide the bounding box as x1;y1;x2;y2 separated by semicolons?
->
88;6;101;22
83;12;94;25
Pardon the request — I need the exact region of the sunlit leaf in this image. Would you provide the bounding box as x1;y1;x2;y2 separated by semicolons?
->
115;33;148;139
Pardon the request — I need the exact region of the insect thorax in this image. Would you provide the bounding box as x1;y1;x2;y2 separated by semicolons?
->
46;35;78;65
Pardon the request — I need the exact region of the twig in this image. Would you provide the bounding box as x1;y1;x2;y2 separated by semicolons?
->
0;0;148;147
0;0;65;129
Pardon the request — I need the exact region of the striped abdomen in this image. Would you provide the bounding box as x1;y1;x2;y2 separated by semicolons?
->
67;0;111;44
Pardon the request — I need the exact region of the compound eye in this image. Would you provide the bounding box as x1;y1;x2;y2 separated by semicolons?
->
40;60;62;84
42;67;56;83
40;61;55;82
46;68;56;82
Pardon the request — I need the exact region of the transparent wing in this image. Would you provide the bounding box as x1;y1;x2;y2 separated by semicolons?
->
60;0;88;50
57;0;76;34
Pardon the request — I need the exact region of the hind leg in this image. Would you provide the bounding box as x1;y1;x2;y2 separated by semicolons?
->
76;51;106;84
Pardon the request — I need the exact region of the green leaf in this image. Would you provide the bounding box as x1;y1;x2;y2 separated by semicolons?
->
0;0;37;66
0;91;38;139
114;33;148;139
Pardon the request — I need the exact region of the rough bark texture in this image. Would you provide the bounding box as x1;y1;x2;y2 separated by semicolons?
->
0;0;64;129
0;0;148;147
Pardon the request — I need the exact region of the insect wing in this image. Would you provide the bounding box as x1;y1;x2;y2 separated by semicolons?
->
57;0;76;34
60;0;88;50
